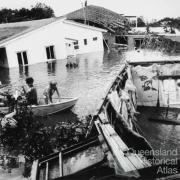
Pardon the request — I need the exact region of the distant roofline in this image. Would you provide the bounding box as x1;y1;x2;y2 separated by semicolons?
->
65;4;126;33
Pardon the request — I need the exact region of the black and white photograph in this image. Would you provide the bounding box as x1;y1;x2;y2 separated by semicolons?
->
0;0;179;179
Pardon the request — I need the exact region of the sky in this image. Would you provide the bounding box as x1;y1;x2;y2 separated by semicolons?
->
0;0;179;22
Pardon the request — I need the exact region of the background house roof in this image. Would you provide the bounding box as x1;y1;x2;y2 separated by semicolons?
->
66;5;127;33
0;18;58;46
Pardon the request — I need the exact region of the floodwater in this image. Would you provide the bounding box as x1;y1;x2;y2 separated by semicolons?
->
0;49;180;159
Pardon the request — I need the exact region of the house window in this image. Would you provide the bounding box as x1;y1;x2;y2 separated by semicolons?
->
84;39;87;45
17;51;28;66
93;37;97;41
134;39;143;48
74;41;79;50
46;45;55;59
74;46;79;50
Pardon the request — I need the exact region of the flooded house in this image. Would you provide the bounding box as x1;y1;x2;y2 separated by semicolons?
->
0;17;106;68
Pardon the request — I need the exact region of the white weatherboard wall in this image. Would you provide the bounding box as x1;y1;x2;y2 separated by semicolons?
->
63;21;104;55
5;20;67;68
3;19;106;68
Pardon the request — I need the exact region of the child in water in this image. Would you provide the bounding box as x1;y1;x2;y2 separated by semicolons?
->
43;81;60;104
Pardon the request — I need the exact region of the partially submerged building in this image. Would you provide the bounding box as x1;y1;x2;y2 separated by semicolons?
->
0;17;106;68
127;27;180;50
66;5;127;33
66;5;129;50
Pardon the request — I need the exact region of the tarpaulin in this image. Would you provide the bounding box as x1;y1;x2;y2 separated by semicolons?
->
131;64;180;107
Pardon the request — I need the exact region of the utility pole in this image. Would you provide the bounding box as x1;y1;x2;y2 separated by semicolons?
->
82;1;87;25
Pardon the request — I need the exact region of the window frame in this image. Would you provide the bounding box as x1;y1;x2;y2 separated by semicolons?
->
93;37;98;41
45;45;56;59
84;39;87;45
73;41;79;50
16;50;28;66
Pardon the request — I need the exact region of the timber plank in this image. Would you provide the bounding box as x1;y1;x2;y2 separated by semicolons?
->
106;124;151;168
45;162;49;180
101;124;138;172
59;152;63;177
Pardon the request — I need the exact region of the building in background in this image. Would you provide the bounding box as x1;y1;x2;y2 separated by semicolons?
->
124;16;138;28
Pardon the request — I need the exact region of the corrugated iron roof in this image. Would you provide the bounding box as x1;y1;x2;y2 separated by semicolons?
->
66;5;127;33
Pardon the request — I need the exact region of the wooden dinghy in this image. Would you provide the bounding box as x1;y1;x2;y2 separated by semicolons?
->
31;131;152;180
31;121;180;180
31;137;112;180
0;97;78;116
32;97;78;116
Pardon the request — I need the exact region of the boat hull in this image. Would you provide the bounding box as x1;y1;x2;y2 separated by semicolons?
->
0;97;78;116
32;97;78;116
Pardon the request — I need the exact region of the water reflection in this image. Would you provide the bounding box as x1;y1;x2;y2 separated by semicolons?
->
19;65;29;77
137;106;180;159
0;67;10;84
47;61;56;75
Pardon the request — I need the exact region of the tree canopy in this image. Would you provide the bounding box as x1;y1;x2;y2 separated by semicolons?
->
149;17;180;33
137;17;146;27
0;3;55;23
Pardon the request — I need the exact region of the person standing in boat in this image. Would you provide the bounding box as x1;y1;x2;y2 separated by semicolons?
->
43;81;60;104
22;77;38;105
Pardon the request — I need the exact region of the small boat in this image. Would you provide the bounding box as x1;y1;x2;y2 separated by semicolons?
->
0;97;78;116
32;97;78;116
